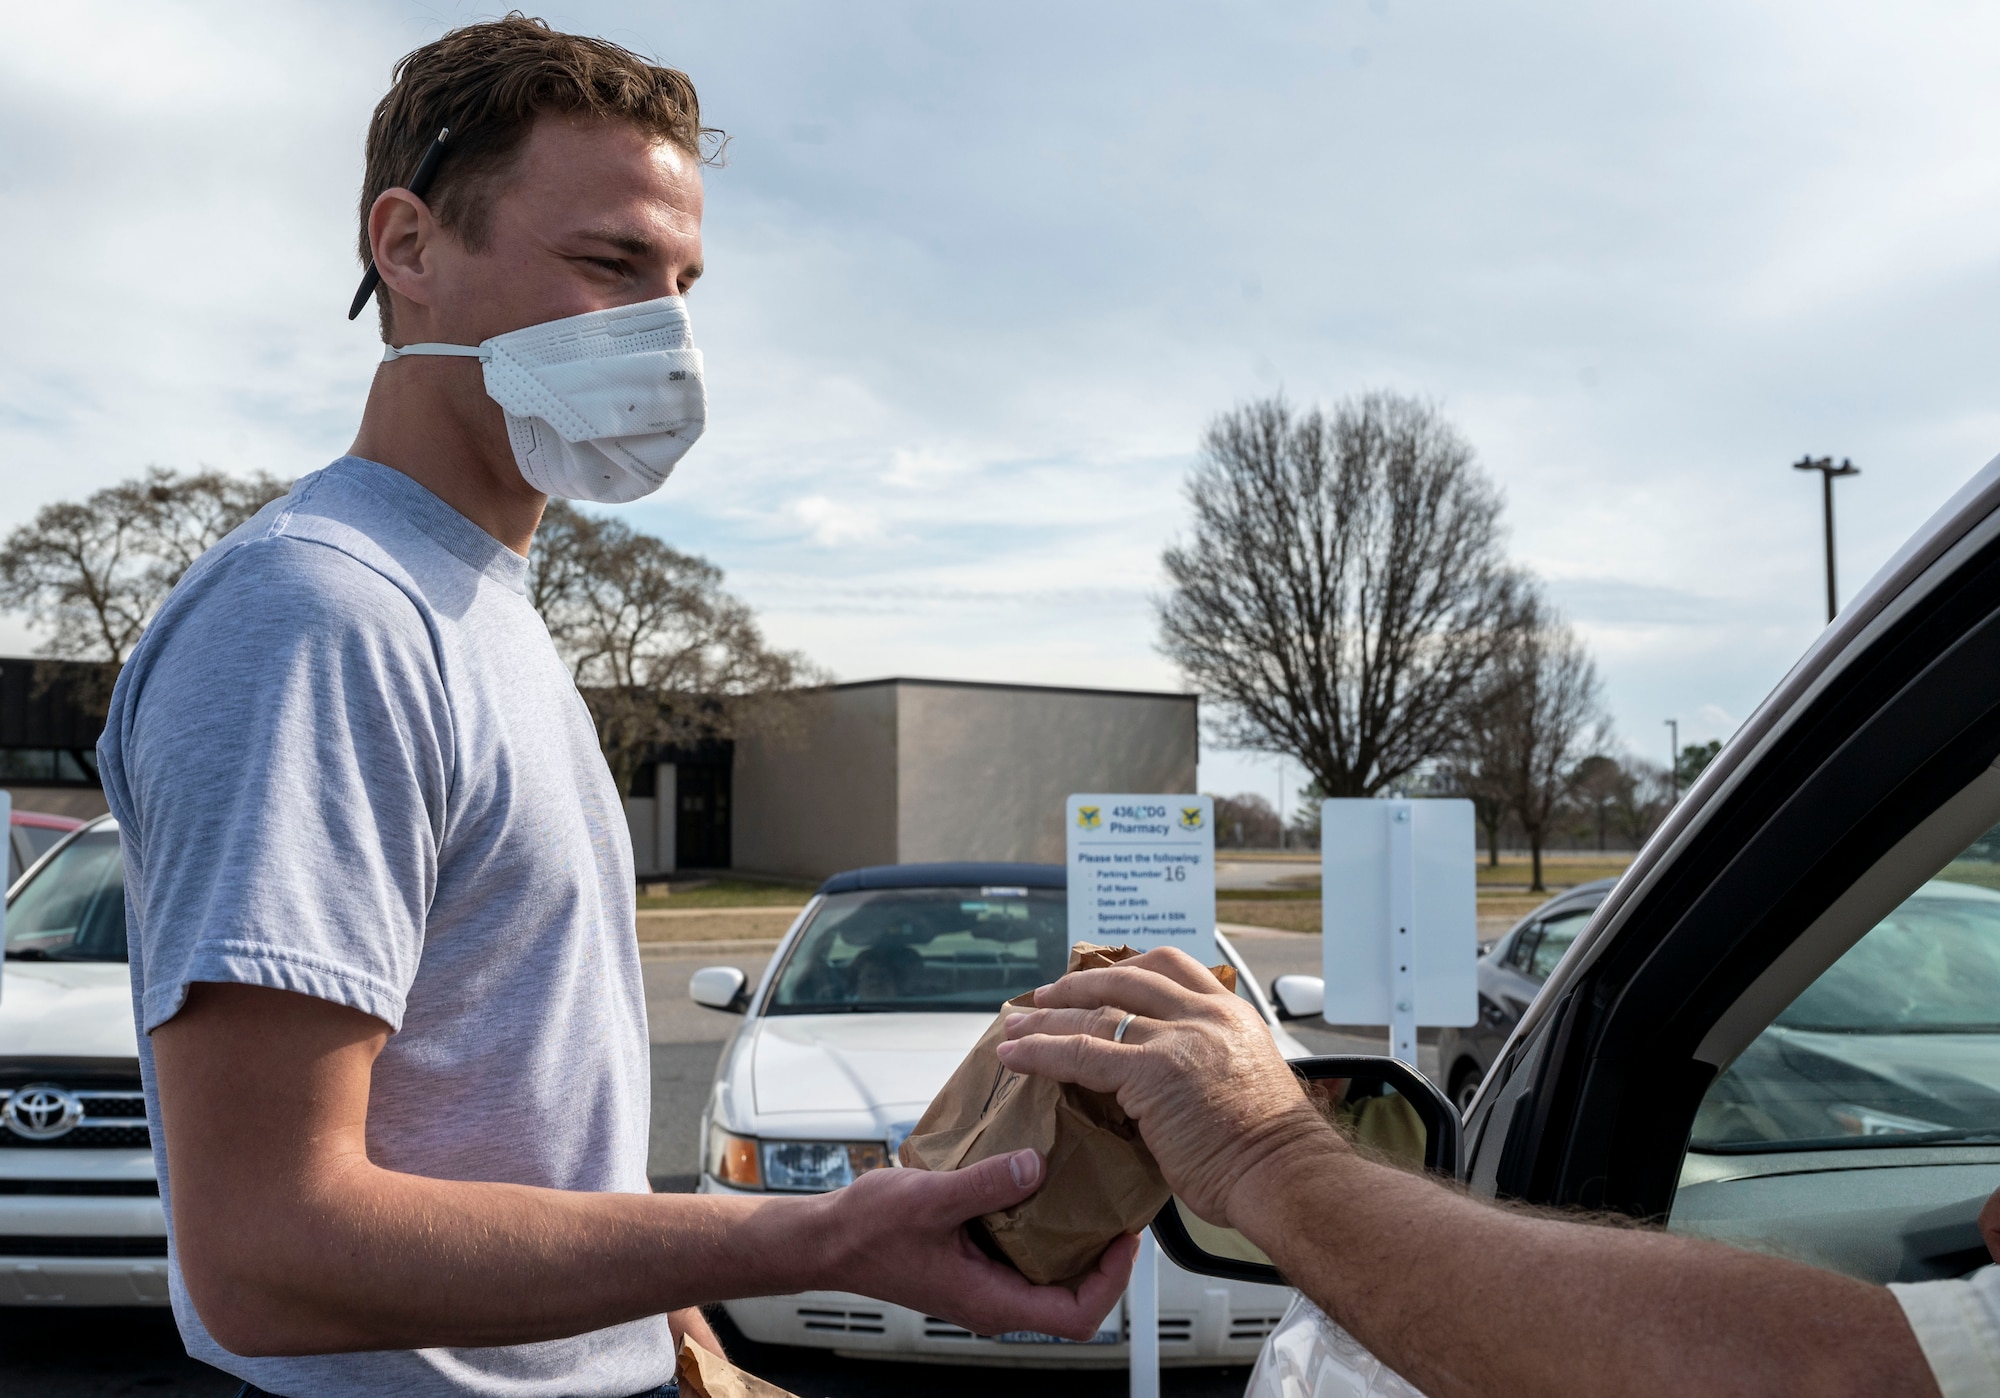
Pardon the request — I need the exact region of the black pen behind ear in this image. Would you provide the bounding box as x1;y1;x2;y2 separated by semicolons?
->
347;126;452;322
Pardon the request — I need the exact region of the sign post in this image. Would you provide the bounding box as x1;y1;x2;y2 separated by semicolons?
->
1320;798;1476;1065
1065;793;1214;1398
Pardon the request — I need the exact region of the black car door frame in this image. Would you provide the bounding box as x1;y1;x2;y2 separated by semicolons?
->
1471;479;2000;1221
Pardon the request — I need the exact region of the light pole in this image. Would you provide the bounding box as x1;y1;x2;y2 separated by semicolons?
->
1275;755;1285;852
1793;455;1861;623
1665;718;1680;803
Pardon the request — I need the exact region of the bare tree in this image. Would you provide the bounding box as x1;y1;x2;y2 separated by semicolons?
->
0;467;289;664
1568;754;1629;852
1212;792;1283;849
1611;756;1673;848
1483;600;1607;892
1158;393;1525;798
0;468;289;715
528;501;823;796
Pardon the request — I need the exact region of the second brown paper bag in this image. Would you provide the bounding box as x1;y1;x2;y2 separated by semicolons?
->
896;942;1235;1286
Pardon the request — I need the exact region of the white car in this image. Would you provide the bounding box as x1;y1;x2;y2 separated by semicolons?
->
0;814;168;1306
688;861;1306;1368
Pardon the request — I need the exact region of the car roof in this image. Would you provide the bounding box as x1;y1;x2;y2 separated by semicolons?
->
9;810;84;830
816;862;1066;895
1542;876;1618;908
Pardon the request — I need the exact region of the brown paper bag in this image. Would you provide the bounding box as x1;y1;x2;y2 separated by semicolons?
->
897;942;1236;1286
676;1335;799;1398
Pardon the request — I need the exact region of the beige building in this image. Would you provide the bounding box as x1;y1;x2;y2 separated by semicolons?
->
625;678;1199;882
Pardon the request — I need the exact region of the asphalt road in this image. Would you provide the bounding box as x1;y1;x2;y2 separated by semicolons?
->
2;930;1393;1396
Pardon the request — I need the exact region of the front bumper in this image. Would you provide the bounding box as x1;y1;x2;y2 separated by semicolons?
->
703;1175;1290;1368
0;1152;169;1306
723;1285;1287;1369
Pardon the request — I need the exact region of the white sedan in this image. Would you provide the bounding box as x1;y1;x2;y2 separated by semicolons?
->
688;860;1305;1369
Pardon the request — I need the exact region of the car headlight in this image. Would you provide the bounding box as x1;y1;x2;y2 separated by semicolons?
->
1828;1103;1949;1137
706;1123;890;1192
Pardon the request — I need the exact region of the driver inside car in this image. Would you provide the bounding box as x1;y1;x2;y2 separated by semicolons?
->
999;946;1999;1398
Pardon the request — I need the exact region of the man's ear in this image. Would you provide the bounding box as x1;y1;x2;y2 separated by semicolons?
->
368;188;440;338
1980;1187;2000;1264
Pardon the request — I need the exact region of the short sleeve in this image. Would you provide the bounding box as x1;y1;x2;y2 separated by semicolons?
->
1889;1265;2000;1398
107;538;452;1034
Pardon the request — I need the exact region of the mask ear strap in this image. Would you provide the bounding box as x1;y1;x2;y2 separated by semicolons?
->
381;343;492;363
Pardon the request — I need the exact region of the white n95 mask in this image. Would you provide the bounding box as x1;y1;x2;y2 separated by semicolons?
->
382;295;706;504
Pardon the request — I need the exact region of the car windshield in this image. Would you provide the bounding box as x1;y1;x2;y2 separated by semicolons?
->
1775;887;2000;1033
1691;840;2000;1151
767;886;1073;1014
5;827;127;962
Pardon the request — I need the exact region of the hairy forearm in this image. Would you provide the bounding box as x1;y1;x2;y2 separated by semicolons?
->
189;1158;830;1355
1232;1147;1939;1398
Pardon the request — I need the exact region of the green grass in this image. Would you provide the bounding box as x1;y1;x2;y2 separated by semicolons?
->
637;878;813;910
1474;854;1634;890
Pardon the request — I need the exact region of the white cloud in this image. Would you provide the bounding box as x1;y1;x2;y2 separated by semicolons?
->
783;494;883;548
4;0;1999;757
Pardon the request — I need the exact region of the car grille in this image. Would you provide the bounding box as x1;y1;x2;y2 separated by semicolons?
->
923;1314;1201;1343
0;1179;158;1196
1229;1312;1287;1342
0;1087;150;1149
797;1305;886;1335
0;1235;168;1257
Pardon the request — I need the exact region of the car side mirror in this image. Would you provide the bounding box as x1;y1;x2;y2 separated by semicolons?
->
1151;1054;1460;1286
1269;974;1325;1021
689;966;750;1014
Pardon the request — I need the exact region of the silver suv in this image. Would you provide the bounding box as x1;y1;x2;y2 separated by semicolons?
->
0;816;166;1306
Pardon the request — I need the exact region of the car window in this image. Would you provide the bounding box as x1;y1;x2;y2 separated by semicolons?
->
1690;821;2000;1152
5;827;127;962
769;887;1071;1014
1525;909;1592;980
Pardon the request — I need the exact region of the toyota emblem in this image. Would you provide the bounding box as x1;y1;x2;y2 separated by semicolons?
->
3;1084;84;1141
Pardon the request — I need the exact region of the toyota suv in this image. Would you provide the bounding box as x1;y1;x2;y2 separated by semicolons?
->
0;815;165;1306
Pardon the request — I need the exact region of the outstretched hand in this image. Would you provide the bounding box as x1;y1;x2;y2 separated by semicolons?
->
821;1147;1136;1341
996;947;1341;1227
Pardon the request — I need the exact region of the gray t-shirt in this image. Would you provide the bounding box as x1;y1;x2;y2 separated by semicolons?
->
98;457;672;1397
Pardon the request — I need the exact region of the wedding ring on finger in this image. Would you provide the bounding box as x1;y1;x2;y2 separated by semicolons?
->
1112;1012;1138;1044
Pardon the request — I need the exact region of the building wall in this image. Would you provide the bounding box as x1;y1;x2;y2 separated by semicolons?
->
732;679;1197;881
895;682;1198;865
3;786;109;820
731;684;899;880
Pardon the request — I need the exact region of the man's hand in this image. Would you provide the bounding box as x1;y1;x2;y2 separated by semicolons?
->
823;1150;1137;1341
996;947;1337;1227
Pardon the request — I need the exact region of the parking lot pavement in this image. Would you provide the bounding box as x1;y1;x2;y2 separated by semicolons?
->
0;1306;236;1395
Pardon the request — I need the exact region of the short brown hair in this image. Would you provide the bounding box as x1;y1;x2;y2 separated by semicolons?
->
359;13;721;338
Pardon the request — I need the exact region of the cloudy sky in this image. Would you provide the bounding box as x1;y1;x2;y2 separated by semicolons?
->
6;1;2000;805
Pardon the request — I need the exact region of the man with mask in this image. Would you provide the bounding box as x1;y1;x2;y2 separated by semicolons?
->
96;17;1132;1397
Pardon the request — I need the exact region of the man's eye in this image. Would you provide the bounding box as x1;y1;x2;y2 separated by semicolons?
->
588;258;624;274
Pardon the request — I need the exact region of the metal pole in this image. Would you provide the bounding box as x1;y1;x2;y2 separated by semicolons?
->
1794;456;1860;624
1388;801;1417;1066
1129;1232;1160;1398
1665;719;1679;804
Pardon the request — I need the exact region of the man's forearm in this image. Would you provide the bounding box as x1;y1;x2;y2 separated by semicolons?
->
1232;1145;1939;1398
198;1162;834;1355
